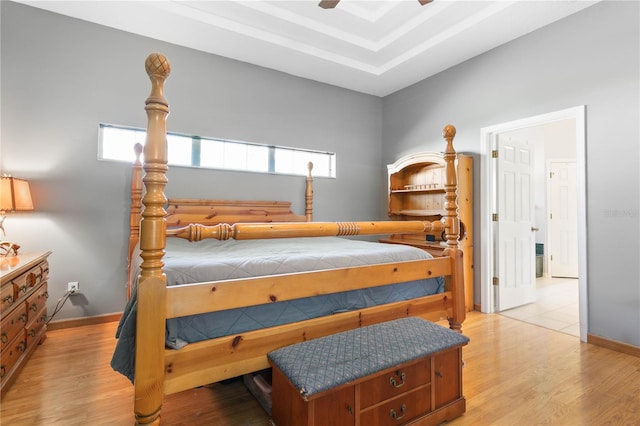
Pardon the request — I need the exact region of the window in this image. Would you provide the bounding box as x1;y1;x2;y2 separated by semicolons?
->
98;124;336;178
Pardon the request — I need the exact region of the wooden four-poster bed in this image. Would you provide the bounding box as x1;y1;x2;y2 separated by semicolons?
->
111;53;466;425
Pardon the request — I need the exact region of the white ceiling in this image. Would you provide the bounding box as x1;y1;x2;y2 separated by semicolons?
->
18;0;600;96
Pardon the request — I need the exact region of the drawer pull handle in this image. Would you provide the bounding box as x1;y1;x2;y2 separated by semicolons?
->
390;403;407;421
19;313;27;323
17;340;26;352
1;332;7;343
347;405;353;415
18;285;27;294
43;291;49;299
28;329;36;338
389;370;406;388
30;304;38;312
0;365;5;378
2;295;14;304
436;371;443;378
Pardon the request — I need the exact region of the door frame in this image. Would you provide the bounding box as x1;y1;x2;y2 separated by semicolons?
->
480;105;588;342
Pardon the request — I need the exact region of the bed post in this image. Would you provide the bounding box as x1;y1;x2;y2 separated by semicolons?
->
441;124;465;332
127;143;143;300
135;53;171;426
306;162;313;222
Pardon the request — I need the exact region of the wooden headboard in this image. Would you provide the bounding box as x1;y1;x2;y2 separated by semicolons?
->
165;199;307;227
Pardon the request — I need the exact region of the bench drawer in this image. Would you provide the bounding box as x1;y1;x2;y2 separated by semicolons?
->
360;356;430;409
360;384;432;426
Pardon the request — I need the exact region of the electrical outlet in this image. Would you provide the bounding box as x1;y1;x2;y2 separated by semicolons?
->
68;281;80;294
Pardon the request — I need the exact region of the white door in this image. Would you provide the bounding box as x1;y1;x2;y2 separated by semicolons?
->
495;135;536;311
548;161;579;278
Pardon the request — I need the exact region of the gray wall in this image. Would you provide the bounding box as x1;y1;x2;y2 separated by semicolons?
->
0;2;382;319
382;1;639;346
2;1;638;348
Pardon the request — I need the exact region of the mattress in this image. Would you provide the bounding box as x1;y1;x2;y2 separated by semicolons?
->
111;237;444;382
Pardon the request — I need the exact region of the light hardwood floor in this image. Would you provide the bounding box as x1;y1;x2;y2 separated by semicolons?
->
1;312;638;425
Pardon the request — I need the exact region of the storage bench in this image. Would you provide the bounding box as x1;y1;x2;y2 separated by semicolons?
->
267;317;470;426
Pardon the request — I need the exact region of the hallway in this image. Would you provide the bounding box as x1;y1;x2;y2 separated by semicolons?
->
499;276;579;337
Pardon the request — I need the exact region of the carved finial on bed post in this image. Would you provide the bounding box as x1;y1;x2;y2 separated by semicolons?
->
136;53;171;426
306;162;314;222
145;53;171;109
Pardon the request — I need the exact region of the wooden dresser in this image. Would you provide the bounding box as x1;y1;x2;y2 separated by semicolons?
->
0;251;51;396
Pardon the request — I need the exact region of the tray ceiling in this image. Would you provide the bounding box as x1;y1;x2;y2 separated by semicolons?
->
17;0;600;96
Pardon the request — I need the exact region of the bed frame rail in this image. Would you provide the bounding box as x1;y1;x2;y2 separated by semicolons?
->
166;257;451;318
167;218;445;241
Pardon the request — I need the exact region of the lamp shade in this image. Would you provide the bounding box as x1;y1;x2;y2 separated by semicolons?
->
0;176;34;212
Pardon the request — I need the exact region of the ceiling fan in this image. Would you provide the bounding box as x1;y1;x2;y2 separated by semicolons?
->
319;0;433;9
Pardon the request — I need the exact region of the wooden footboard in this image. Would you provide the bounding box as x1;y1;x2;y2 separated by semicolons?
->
131;53;466;425
163;291;454;395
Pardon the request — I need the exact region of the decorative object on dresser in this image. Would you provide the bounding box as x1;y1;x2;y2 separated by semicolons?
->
0;176;35;256
0;251;51;396
268;317;469;426
111;53;466;425
381;150;474;312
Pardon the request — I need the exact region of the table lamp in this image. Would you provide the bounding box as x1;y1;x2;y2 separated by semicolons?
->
0;175;34;256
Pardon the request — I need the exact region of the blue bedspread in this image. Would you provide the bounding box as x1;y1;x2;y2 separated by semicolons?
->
111;237;444;382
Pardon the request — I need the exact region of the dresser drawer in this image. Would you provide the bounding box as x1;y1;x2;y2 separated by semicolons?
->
360;384;432;426
12;273;30;302
26;306;47;347
1;305;28;352
26;283;48;318
0;284;16;312
27;261;49;288
0;333;27;383
360;356;431;409
38;260;50;284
